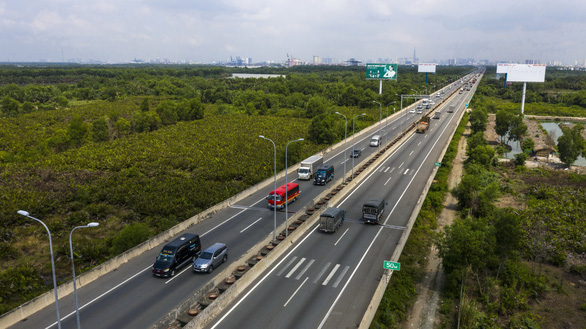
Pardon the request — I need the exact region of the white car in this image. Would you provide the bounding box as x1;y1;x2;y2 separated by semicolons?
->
409;109;416;113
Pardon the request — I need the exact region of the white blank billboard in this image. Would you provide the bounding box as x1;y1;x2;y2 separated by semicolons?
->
418;63;436;73
497;63;546;82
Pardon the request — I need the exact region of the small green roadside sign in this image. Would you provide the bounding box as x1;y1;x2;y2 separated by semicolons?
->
465;103;469;107
383;261;401;271
434;162;441;167
366;63;398;80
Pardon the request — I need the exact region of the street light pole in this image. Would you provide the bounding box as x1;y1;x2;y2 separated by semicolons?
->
351;113;366;179
259;135;277;241
17;210;62;329
70;223;99;329
386;101;396;140
335;112;347;183
285;138;303;237
373;100;382;149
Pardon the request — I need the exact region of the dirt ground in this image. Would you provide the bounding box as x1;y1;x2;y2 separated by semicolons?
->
402;123;469;329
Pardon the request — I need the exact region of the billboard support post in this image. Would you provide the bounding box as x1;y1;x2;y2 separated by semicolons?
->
521;82;527;115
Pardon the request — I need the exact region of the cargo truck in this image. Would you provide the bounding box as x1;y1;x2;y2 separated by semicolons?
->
448;105;455;113
416;116;430;133
319;207;345;233
298;155;323;180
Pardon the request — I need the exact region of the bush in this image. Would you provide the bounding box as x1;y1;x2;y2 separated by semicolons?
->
110;223;151;255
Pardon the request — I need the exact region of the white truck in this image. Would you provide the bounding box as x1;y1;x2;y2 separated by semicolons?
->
298;155;323;180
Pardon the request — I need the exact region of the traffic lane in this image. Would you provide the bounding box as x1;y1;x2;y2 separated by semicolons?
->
206;129;429;328
321;226;403;329
206;214;386;329
323;102;466;328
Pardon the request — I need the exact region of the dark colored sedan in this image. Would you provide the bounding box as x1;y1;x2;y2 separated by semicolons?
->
351;149;362;158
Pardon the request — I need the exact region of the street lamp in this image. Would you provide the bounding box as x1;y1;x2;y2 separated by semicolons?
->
70;222;99;329
386;101;397;137
285;138;304;237
351;113;366;179
373;100;382;149
335;112;348;183
259;135;278;241
17;210;62;329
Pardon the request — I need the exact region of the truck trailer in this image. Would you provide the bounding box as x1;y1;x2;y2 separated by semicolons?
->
298;155;323;180
416;116;430;133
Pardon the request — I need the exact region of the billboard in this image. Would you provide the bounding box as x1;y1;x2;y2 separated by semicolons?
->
497;63;546;82
366;63;398;80
418;63;437;73
496;63;514;74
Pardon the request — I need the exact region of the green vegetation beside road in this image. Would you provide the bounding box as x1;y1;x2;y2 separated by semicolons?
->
434;71;586;328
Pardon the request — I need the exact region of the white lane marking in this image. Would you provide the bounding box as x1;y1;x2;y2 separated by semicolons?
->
314;263;331;284
46;265;153;329
211;227;318;328
404;169;409;175
399;162;404;168
322;264;340;286
277;256;298;276
239;217;263;233
390;167;395;173
418;142;421;146
384;167;390;173
409;150;414;156
384;176;392;185
319;90;464;329
201;196;265;237
295;259;315;280
334;228;349;246
286;258;306;278
283;277;309;307
332;266;350;288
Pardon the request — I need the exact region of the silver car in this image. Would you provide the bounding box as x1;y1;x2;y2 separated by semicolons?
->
193;243;228;273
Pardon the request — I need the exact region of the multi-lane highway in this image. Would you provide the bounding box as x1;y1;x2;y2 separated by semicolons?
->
204;83;477;329
7;73;478;329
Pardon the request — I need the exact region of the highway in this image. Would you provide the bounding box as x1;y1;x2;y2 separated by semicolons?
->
7;74;478;329
203;83;476;329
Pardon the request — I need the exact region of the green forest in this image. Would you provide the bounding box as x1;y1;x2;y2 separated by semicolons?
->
0;64;469;314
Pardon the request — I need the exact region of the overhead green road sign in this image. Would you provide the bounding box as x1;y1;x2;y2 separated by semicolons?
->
383;261;401;271
366;63;398;80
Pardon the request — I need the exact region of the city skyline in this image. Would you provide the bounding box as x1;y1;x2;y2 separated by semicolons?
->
1;0;585;65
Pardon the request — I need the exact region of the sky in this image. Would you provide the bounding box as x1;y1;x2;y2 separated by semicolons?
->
1;0;585;65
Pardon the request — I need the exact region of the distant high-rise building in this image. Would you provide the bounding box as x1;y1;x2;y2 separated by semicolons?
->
525;59;541;64
313;56;321;65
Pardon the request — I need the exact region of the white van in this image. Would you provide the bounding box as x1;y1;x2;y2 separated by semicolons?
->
370;135;381;147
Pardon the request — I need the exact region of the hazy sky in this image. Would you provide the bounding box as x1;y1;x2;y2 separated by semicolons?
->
1;0;585;64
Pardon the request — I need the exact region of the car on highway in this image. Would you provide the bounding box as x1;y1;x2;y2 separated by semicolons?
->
409;109;416;113
152;233;201;277
351;149;362;158
193;243;228;273
417;104;423;109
